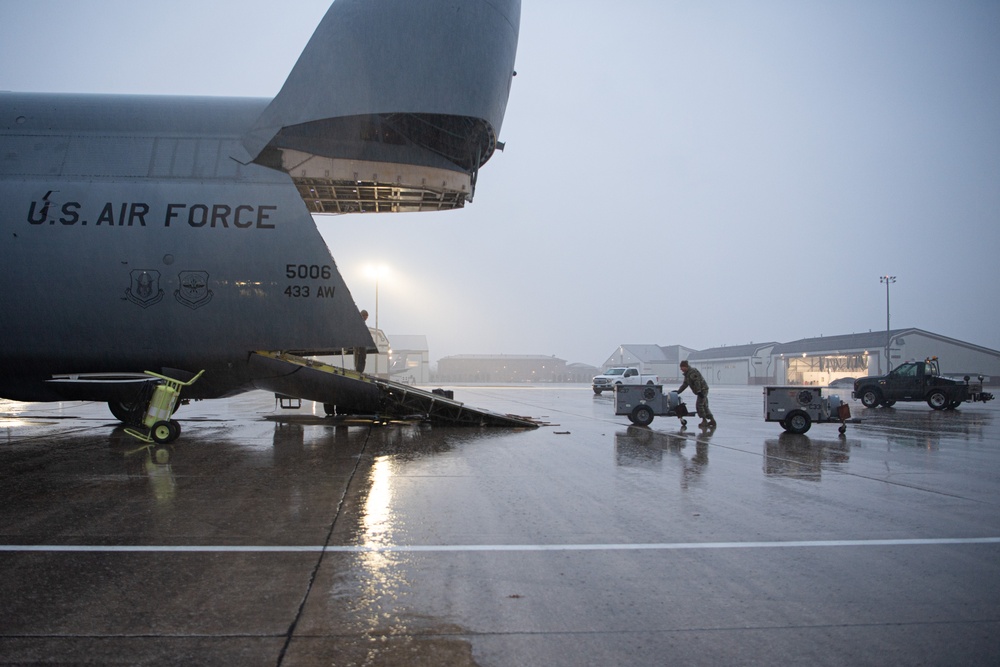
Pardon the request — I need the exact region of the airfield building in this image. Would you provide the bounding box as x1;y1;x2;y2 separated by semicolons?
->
605;329;1000;386
387;335;431;384
436;354;570;383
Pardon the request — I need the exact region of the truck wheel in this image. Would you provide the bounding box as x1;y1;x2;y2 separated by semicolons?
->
593;388;602;395
860;388;882;408
783;410;812;434
882;399;896;407
947;400;962;409
631;405;654;427
927;390;949;410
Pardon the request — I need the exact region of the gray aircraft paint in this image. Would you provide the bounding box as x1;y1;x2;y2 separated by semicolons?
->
0;0;521;403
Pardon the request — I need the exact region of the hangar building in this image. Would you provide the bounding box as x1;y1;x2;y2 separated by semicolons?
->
436;354;571;383
605;329;1000;386
599;345;698;383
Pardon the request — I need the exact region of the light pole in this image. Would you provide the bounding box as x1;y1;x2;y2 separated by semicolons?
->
364;265;389;330
880;275;896;371
365;265;389;376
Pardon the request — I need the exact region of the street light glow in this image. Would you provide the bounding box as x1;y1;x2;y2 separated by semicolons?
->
364;264;391;281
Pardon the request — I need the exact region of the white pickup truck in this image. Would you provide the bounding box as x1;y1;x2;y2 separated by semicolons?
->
592;367;660;395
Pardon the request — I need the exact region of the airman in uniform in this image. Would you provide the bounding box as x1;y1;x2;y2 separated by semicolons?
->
354;309;369;373
677;360;716;428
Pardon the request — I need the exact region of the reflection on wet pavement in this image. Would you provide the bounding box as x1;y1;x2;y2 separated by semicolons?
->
2;387;1000;665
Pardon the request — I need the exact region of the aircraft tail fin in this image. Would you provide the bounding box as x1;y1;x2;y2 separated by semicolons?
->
235;0;520;212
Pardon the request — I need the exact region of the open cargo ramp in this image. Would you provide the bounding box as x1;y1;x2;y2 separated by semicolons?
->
249;351;539;428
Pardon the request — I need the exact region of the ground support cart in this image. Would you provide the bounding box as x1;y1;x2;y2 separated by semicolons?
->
764;385;853;435
124;370;204;444
615;384;694;428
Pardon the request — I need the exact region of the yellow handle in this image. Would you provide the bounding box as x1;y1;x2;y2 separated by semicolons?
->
143;369;206;387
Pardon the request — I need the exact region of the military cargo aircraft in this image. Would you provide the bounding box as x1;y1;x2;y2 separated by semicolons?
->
0;0;522;424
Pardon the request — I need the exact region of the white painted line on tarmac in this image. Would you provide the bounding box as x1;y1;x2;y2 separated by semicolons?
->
2;537;999;553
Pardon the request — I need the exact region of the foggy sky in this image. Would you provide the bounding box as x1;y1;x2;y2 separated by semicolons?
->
3;0;998;367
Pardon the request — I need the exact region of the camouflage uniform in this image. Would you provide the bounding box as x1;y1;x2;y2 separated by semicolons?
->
678;365;715;424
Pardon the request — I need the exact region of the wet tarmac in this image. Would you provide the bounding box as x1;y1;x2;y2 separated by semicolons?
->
2;385;999;666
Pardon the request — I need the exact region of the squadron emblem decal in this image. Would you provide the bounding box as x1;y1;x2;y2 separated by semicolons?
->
125;270;164;308
175;271;213;310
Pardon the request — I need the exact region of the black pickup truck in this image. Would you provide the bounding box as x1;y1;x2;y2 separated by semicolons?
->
853;357;994;410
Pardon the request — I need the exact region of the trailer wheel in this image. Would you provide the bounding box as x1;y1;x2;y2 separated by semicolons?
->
631;405;654;427
151;421;174;444
927;390;949;410
168;420;181;442
593;388;603;395
783;410;812;434
860;388;882;408
882;399;896;407
947;400;962;409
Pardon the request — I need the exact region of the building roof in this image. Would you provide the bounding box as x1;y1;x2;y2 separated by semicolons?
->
567;362;599;370
440;354;566;362
689;342;778;360
770;328;1000;356
771;329;916;355
616;345;670;362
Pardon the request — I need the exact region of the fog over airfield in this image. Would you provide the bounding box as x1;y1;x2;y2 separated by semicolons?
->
3;0;998;367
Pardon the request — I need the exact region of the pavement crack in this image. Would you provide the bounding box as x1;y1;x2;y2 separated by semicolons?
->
274;422;374;666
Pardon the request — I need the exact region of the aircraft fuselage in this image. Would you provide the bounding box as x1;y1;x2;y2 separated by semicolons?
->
0;94;368;401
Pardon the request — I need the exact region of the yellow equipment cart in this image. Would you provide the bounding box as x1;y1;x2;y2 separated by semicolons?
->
125;370;204;444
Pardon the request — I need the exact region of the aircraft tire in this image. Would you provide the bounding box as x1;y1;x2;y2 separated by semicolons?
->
108;398;144;424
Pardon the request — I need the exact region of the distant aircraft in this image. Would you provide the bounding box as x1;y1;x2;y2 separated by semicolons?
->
0;0;520;422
